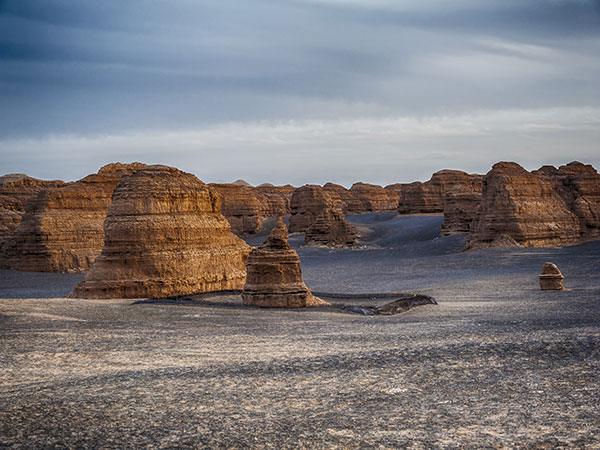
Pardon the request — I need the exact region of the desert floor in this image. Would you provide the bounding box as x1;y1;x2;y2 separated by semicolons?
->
1;215;599;448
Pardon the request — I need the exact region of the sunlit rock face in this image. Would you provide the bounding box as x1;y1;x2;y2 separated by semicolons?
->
305;208;359;247
69;165;250;299
466;162;581;249
242;217;326;308
0;163;146;273
0;174;65;248
288;185;344;233
539;262;565;290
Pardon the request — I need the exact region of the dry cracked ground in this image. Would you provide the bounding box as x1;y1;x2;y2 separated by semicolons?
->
1;215;599;448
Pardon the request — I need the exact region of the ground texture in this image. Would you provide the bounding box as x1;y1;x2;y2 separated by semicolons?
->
1;215;599;448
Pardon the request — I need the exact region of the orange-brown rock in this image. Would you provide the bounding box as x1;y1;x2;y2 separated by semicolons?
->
0;174;65;247
349;183;400;212
209;183;269;235
440;189;482;236
466;162;581;249
69;165;250;299
0;163;146;273
255;184;294;217
396;170;483;214
533;161;600;240
305;207;360;247
242;217;326;308
323;183;365;213
539;262;564;290
289;185;344;233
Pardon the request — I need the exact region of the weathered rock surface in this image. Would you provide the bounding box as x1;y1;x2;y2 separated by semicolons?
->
69;165;250;299
395;170;483;214
305;208;360;247
349;183;400;212
323;183;364;214
539;262;564;290
440;189;482;236
255;184;294;217
209;183;269;235
0;163;145;273
466;162;581;249
242;217;326;308
289;185;343;233
533;161;600;240
0;175;65;247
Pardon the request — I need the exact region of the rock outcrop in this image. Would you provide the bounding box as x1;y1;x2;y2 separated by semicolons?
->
255;184;294;217
440;189;482;236
0;175;65;247
396;170;483;214
323;183;364;214
209;183;269;235
466;162;581;249
242;217;326;307
69;165;250;299
289;185;343;233
349;183;400;212
305;208;360;247
539;262;564;290
0;163;146;273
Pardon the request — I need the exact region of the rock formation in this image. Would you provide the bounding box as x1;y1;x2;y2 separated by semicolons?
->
69;165;250;299
395;170;483;214
440;189;482;236
0;163;146;273
466;162;581;249
539;262;564;290
305;208;360;247
0;175;64;247
242;217;326;307
323;183;365;214
349;183;400;212
209;183;269;235
289;185;343;233
255;184;294;217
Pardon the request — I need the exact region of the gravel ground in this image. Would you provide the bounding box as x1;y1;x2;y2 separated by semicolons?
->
1;215;599;448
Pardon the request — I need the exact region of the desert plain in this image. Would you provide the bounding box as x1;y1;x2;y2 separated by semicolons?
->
1;214;599;448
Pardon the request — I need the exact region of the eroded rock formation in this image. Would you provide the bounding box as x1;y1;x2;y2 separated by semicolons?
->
0;163;145;273
466;162;580;249
539;262;564;290
69;165;250;299
255;184;294;217
242;217;326;307
440;189;482;236
289;185;343;233
209;183;269;235
349;183;399;212
305;208;360;247
0;175;64;247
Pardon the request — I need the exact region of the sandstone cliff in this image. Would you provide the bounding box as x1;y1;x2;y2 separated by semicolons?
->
0;163;146;273
209;183;269;235
349;183;400;212
0;175;64;247
69;165;250;299
440;189;482;236
288;185;343;233
305;208;360;247
466;162;581;249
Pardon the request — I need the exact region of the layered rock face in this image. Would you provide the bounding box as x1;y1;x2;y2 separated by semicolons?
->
539;262;564;290
69;165;250;299
440;189;482;236
0;163;145;273
289;185;343;233
242;218;325;308
0;175;65;247
533;161;600;240
466;162;581;249
397;170;483;214
349;183;400;212
305;208;360;247
209;183;269;235
323;183;365;214
255;184;294;217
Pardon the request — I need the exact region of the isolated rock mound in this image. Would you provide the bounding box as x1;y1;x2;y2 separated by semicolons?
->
466;162;580;249
0;175;65;247
441;189;482;236
0;163;145;273
289;185;343;232
539;262;564;290
69;165;250;299
242;218;326;308
305;208;360;247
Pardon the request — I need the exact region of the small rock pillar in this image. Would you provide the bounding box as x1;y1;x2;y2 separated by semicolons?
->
539;262;564;290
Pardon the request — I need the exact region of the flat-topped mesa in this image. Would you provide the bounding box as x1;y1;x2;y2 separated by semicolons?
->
0;163;146;273
466;162;581;250
323;183;365;214
349;183;400;212
533;161;600;240
0;175;65;248
440;189;482;236
289;185;344;233
397;170;483;214
209;183;269;235
242;217;327;308
69;165;250;299
305;208;360;247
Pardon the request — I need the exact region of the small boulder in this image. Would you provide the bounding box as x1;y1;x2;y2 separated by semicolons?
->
539;262;564;290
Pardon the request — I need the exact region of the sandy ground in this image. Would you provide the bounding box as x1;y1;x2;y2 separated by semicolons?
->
1;215;599;448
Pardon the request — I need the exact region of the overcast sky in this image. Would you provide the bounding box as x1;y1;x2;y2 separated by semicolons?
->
1;0;599;185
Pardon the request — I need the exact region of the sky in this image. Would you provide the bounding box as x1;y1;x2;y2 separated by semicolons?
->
1;0;599;186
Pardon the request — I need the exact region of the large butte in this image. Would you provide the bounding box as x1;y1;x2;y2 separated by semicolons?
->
242;217;327;308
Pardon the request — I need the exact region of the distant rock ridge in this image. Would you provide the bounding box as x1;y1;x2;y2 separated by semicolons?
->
0;163;146;273
69;165;250;299
242;217;326;308
440;189;482;236
305;208;360;247
349;182;400;212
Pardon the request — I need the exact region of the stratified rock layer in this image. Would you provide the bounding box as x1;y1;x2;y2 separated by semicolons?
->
70;165;250;299
305;208;360;247
440;189;482;236
289;185;343;233
0;175;64;247
349;183;399;212
0;163;145;273
467;162;581;249
539;262;564;290
242;218;325;308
